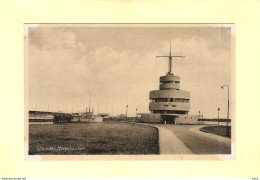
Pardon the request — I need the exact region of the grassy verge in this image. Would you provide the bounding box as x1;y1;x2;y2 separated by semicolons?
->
29;122;159;155
200;126;231;138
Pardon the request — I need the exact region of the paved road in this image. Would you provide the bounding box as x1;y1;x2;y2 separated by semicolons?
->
150;124;231;154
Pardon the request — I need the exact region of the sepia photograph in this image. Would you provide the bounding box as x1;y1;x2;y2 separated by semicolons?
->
24;24;235;159
2;0;260;178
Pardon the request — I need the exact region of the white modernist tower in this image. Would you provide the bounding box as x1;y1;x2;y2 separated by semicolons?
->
149;45;190;124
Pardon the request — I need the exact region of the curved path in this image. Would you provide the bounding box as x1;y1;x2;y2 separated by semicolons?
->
155;125;193;154
145;124;231;154
141;123;192;154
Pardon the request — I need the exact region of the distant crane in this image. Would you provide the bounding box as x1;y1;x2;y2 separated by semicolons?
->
156;43;185;76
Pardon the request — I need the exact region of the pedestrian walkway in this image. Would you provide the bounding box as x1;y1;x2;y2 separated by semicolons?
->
157;126;193;154
141;123;193;154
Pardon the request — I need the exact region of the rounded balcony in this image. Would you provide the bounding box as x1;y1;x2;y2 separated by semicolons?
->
149;90;190;99
160;83;180;90
160;76;180;83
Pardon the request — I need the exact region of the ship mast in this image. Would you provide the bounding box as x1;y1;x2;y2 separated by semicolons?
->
89;93;91;114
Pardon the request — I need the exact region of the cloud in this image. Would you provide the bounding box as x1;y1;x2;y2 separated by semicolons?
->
28;26;232;117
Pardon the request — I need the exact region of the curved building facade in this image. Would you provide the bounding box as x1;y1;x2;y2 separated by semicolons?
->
148;75;190;123
140;46;198;124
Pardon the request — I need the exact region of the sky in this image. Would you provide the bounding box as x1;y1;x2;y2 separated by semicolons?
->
27;24;233;118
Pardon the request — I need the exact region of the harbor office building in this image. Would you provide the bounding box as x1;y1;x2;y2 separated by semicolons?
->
140;48;198;124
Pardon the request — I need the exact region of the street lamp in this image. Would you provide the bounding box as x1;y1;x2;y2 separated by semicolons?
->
136;108;138;122
221;85;230;137
199;111;200;118
125;105;128;123
218;107;220;126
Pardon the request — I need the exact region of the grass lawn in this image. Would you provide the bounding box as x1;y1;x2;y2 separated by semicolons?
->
200;126;231;138
29;122;159;155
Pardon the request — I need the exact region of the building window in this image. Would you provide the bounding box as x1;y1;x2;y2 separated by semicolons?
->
154;98;168;102
166;110;187;114
153;110;165;114
151;98;189;103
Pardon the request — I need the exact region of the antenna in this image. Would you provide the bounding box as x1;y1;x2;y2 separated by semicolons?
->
156;43;185;76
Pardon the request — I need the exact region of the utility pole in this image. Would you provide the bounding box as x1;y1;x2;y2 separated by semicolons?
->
221;85;230;137
218;107;220;126
125;105;128;123
136;108;138;122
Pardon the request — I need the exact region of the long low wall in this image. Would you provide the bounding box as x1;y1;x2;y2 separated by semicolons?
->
175;115;199;124
29;116;54;124
140;113;199;124
29;118;53;122
140;114;162;123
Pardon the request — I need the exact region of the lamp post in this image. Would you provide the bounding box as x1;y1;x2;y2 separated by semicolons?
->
199;111;200;119
218;107;220;126
125;105;128;123
136;108;138;122
221;85;230;137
